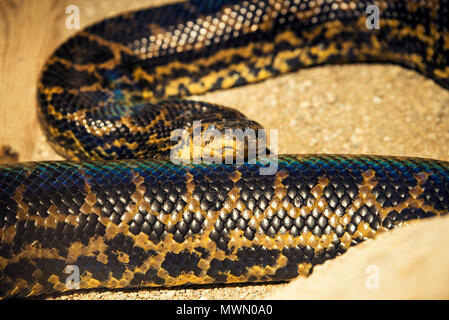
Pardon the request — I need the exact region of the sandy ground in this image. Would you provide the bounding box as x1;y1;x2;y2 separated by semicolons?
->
1;0;449;300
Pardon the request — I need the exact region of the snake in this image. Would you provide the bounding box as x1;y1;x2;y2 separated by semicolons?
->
1;0;449;298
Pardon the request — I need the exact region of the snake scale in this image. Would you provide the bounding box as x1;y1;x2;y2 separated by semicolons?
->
1;0;449;298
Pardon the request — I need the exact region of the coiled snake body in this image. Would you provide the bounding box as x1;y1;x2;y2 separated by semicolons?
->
1;0;449;298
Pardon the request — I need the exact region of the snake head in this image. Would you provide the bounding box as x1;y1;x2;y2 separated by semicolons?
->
170;117;270;164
